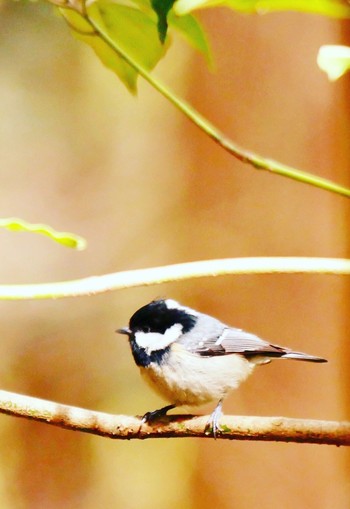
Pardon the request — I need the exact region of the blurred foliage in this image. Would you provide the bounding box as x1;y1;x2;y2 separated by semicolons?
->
151;0;176;42
0;217;86;250
52;0;350;199
174;0;350;17
318;44;350;80
60;3;168;93
59;0;210;92
55;0;350;91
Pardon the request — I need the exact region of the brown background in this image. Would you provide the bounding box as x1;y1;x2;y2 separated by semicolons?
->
0;3;349;508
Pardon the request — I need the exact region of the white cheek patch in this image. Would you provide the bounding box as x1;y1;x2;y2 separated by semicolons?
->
134;323;183;353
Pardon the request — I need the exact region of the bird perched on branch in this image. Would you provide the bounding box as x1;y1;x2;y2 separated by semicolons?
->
117;298;327;436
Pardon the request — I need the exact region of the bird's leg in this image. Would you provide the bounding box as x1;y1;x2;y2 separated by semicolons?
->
140;404;176;426
205;399;223;439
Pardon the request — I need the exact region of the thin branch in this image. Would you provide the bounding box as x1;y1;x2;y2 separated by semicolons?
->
0;257;349;300
0;390;349;445
74;12;350;199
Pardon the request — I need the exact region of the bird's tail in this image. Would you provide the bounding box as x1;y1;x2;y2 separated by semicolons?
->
282;351;327;363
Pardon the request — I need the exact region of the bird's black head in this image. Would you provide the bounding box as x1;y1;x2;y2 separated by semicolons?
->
117;299;198;367
128;299;197;335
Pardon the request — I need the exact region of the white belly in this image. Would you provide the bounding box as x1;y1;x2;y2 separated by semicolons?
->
140;344;255;406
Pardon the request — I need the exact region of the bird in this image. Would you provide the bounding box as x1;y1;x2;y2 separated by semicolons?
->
117;298;327;436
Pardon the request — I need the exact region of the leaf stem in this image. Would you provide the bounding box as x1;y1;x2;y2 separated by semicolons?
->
80;13;350;198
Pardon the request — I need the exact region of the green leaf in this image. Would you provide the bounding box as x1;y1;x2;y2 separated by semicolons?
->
168;11;212;65
174;0;350;17
134;0;212;62
317;45;350;81
151;0;176;42
60;2;168;93
0;218;87;250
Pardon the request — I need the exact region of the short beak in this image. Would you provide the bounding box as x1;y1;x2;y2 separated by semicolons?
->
116;327;131;336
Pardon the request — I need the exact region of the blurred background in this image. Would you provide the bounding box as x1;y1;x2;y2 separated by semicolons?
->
0;2;349;508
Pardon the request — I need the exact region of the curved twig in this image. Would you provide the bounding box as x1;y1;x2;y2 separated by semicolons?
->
0;390;348;445
78;11;350;198
0;257;349;300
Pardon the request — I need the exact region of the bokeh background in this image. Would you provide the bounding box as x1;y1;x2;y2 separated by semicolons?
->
0;2;349;508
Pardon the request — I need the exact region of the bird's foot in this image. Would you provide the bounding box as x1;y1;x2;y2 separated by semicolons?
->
139;404;176;431
204;400;223;439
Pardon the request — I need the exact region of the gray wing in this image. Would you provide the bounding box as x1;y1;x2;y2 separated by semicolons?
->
194;327;286;357
193;327;326;362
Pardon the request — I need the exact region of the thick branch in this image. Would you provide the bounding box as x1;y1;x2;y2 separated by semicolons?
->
0;390;349;445
0;257;349;300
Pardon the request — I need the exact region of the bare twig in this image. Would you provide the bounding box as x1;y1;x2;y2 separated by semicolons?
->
0;390;349;445
0;257;349;300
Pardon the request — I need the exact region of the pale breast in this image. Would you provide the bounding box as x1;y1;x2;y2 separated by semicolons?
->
140;343;255;406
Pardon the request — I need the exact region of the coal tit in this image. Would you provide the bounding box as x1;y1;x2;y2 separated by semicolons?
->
117;299;327;436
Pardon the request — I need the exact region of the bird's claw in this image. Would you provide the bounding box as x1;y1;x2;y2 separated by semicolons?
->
205;400;223;439
138;404;176;432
